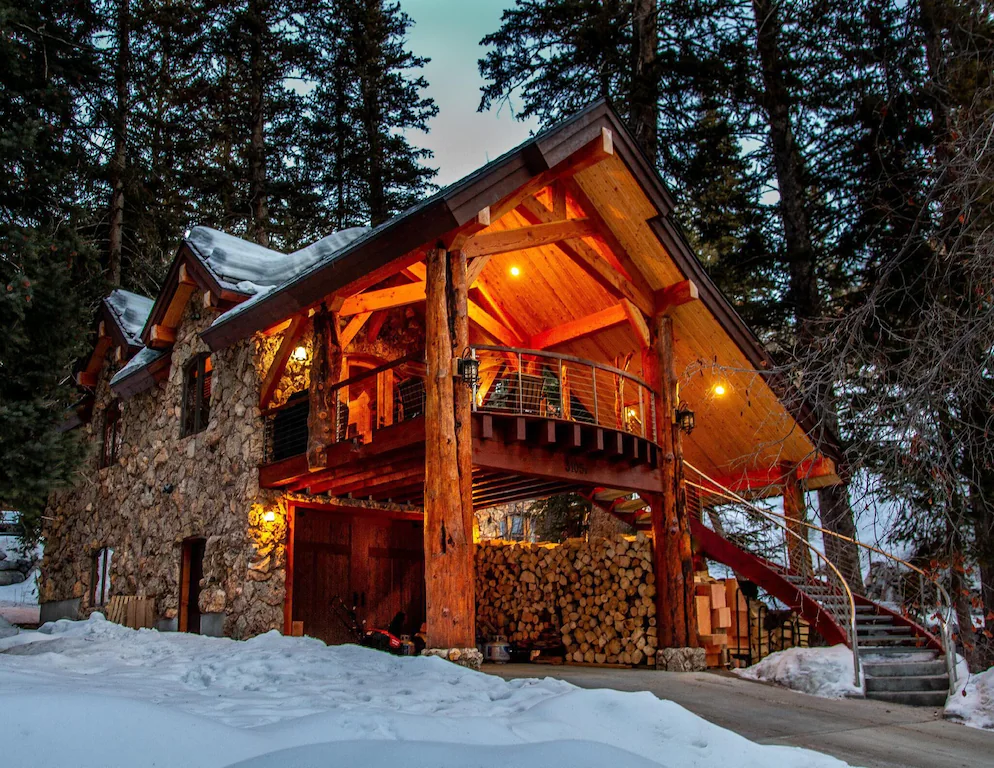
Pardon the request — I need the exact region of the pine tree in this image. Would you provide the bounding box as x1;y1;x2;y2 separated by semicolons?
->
0;0;104;541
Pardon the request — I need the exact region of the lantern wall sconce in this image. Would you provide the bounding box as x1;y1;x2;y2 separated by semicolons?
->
674;401;696;435
453;348;480;389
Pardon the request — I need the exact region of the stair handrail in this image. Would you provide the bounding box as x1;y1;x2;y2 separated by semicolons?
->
683;461;862;688
689;473;956;693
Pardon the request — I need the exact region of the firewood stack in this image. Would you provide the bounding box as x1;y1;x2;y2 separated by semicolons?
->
476;533;657;665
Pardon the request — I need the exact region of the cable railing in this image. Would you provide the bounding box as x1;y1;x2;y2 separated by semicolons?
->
262;355;426;462
471;345;657;440
683;460;862;687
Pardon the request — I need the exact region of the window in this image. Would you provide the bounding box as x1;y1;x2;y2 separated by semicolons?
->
181;354;212;437
90;547;113;606
99;400;122;469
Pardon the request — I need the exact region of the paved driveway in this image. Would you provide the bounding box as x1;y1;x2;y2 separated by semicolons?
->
489;664;993;768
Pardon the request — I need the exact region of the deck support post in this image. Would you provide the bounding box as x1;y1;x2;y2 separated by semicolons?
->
424;247;477;656
782;466;813;576
306;306;342;471
448;249;478;543
643;313;697;650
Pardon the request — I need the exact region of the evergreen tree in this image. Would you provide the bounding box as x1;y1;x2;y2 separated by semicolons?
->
0;0;104;540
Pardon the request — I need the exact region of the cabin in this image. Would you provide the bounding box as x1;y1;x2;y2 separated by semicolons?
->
42;101;839;665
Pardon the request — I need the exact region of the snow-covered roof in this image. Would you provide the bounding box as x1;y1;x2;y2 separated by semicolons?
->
186;226;369;297
109;346;166;388
104;289;154;347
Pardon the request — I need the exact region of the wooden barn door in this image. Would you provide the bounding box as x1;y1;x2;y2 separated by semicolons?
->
179;537;206;633
290;508;425;644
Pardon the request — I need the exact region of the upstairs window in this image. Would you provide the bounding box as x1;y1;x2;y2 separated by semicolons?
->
99;400;122;469
181;354;212;437
90;547;113;607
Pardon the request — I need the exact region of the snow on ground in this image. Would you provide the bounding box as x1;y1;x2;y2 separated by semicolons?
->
734;645;863;699
945;661;994;730
0;614;860;768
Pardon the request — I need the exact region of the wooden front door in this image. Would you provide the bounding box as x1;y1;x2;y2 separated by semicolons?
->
179;537;206;633
291;508;425;644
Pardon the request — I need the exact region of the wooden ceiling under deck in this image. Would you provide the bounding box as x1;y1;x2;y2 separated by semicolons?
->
260;412;662;511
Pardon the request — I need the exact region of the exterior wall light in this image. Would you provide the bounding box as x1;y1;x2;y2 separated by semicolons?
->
291;346;308;362
263;510;276;523
455;348;480;389
675;403;696;435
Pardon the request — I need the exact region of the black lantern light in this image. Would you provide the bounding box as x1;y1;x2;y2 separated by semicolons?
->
674;401;696;435
456;348;480;389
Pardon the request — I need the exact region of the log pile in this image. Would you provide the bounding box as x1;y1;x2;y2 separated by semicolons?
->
476;533;657;665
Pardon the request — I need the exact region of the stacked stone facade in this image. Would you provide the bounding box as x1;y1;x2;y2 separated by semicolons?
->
41;298;288;637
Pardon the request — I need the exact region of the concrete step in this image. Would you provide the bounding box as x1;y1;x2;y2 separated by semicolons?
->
863;659;947;677
865;674;949;693
865;689;947;707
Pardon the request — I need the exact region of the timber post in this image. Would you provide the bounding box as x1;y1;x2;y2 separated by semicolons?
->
448;249;478;543
782;466;813;576
306;306;342;471
643;313;697;649
424;247;476;651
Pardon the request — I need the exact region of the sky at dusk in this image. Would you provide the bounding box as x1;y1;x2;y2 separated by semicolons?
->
401;0;540;186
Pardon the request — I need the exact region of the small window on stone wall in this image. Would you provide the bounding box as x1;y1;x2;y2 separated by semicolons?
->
181;354;212;437
99;400;122;469
90;547;113;606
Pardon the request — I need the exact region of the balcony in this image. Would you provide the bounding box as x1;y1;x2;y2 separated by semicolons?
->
261;347;663;505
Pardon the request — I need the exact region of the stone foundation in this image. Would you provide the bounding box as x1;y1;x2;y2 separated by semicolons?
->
423;647;484;671
656;647;706;672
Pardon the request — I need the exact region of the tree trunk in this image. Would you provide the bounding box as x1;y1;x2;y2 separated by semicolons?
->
360;0;387;226
107;0;130;287
630;0;658;160
643;314;696;648
247;0;269;247
306;308;342;471
424;247;475;649
751;0;862;589
448;249;477;543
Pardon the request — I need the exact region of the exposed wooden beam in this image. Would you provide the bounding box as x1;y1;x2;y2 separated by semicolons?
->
468;280;528;340
529;304;627;350
466;255;491;287
622;299;651;349
149;324;176;348
489;127;614;222
517;196;654;314
551;181;567;220
561;178;655;302
77;371;98;388
177;262;197;286
467;300;523;346
655;279;699;313
445;207;491;251
339;282;426;316
462;218;596;258
340;312;372;348
259;314;307;409
366;311;388;343
404;261;427;281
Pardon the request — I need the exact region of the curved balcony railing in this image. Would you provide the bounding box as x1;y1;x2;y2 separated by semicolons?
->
262;347;658;463
471;345;657;441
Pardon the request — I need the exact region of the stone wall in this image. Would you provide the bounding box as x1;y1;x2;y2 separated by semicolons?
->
476;533;658;665
42;298;287;637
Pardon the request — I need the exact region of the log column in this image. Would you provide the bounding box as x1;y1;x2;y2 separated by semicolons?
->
782;467;813;576
424;247;476;651
642;313;697;649
307;306;342;471
448;249;478;543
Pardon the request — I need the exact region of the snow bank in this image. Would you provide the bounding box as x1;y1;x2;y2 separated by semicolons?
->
945;663;994;730
0;615;860;767
735;645;863;699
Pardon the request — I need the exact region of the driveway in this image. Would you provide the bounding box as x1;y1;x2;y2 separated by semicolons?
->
489;664;992;768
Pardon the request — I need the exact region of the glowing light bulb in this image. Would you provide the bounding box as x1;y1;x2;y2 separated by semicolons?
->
291;346;308;362
509;266;521;277
714;384;726;396
263;511;276;523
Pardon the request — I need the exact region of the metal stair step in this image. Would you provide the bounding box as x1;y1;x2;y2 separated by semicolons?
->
859;645;937;656
865;674;949;693
865;690;947;707
857;624;910;634
863;659;946;677
858;635;924;645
